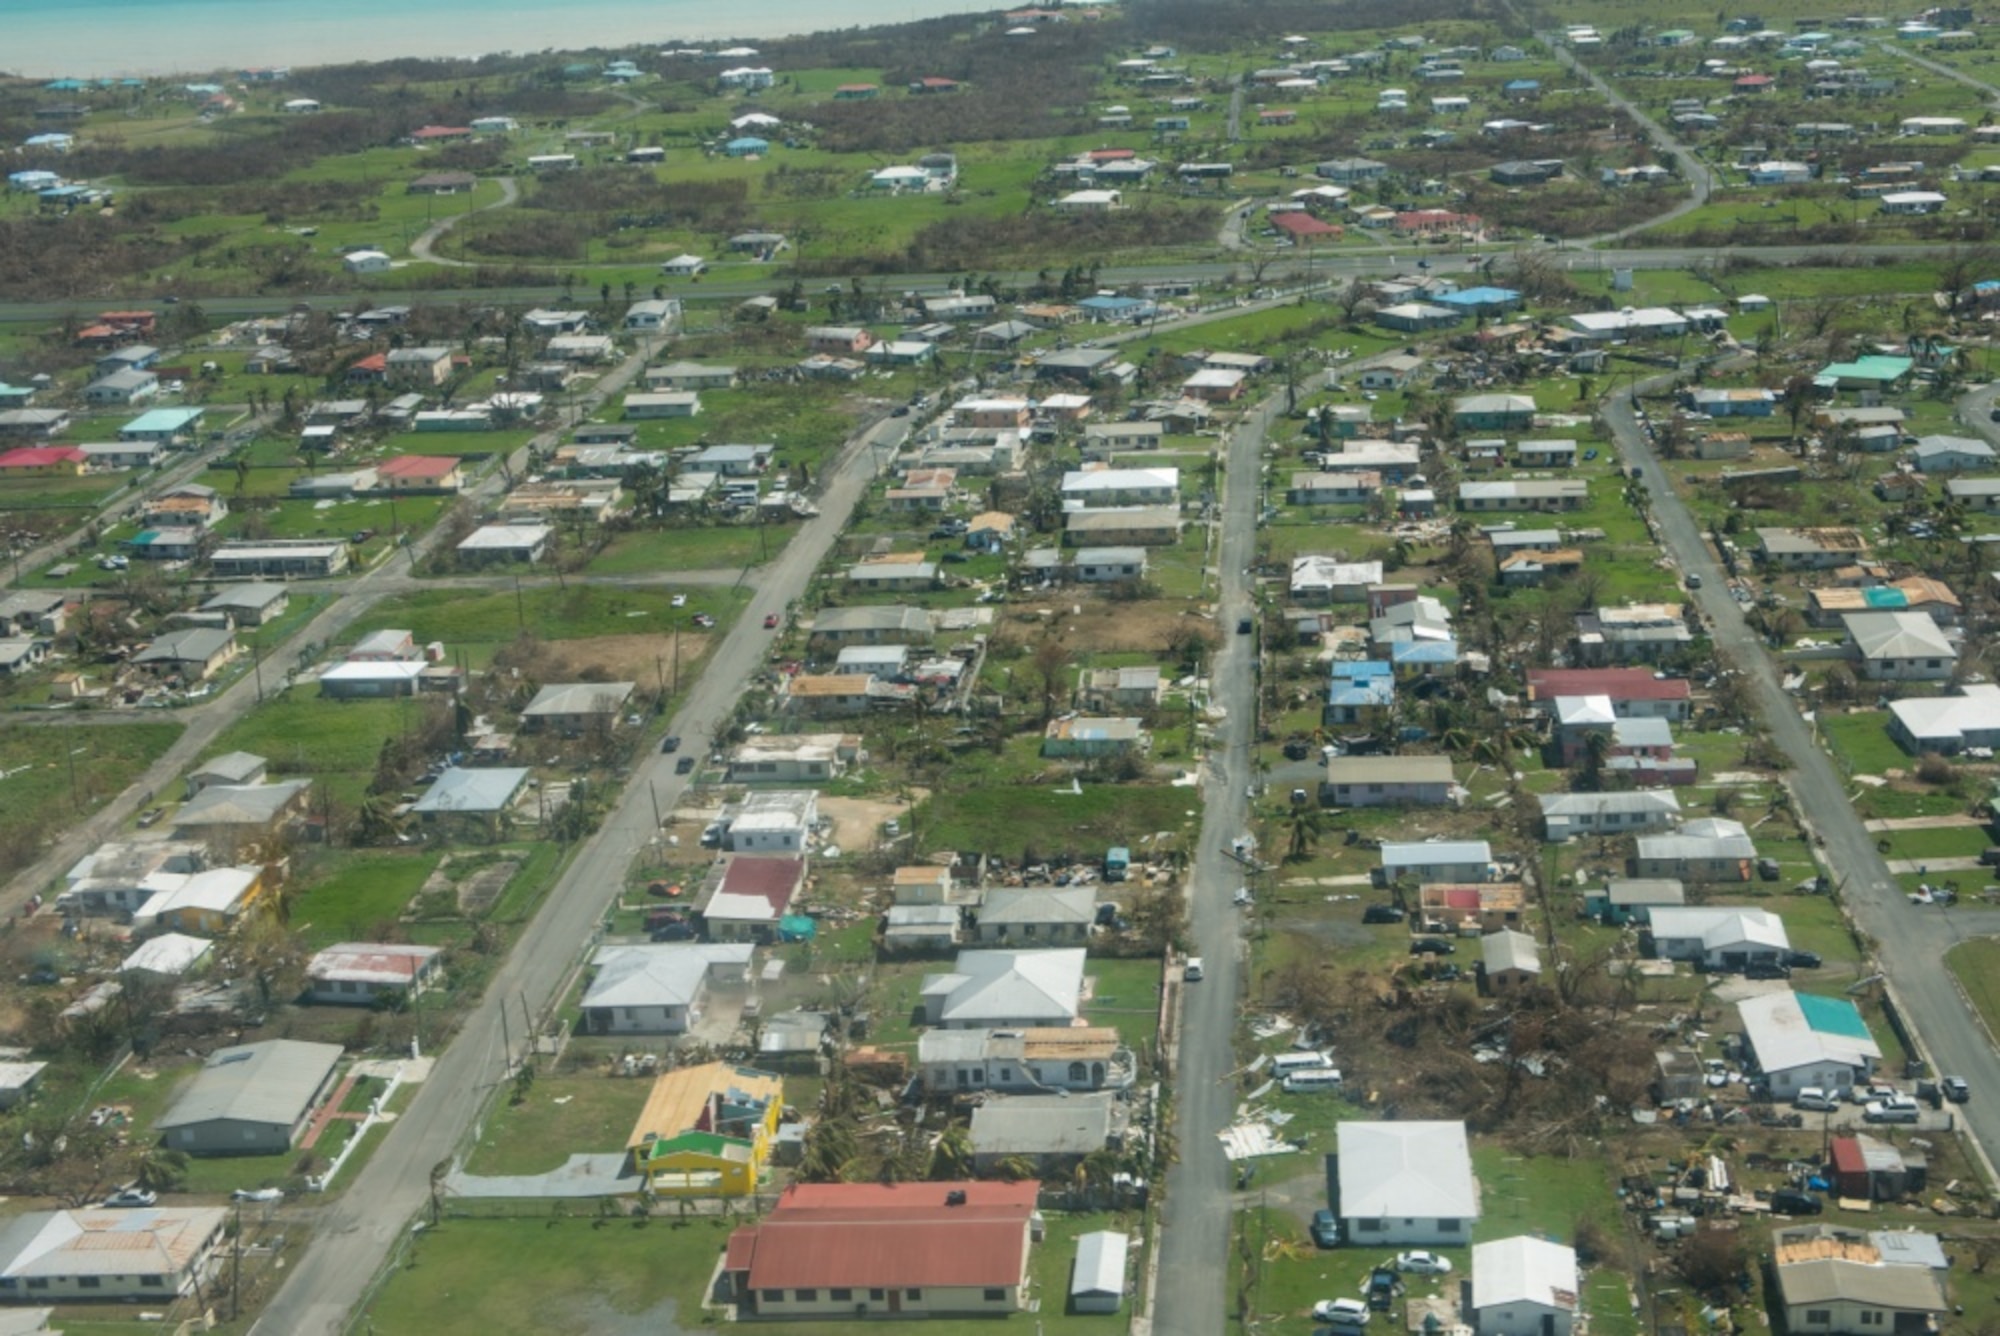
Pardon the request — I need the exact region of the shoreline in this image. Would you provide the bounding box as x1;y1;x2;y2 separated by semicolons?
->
3;0;1009;79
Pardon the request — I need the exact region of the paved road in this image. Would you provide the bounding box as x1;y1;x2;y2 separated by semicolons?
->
1602;380;2000;1180
1873;38;2000;106
249;407;908;1336
1153;380;1295;1335
408;176;520;267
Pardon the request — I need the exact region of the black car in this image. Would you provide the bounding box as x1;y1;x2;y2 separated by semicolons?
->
1770;1189;1823;1216
1366;1267;1399;1311
675;755;695;774
1743;960;1791;980
1362;904;1405;924
1784;950;1822;970
1236;618;1254;635
1408;937;1455;956
661;735;682;753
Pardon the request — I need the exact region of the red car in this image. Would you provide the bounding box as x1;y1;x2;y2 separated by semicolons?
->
763;613;779;629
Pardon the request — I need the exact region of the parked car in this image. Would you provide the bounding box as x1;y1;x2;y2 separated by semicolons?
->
1743;960;1791;980
1237;618;1254;635
1183;957;1205;982
232;1187;284;1203
661;735;681;753
1851;1083;1899;1106
1864;1097;1920;1124
1309;1209;1341;1248
1783;950;1822;970
1313;1298;1370;1327
675;756;695;774
1794;1087;1838;1112
1770;1188;1823;1216
1408;938;1454;956
1365;1267;1399;1310
1362;904;1405;924
763;613;779;629
1943;1076;1971;1103
102;1188;157;1209
1393;1251;1452;1275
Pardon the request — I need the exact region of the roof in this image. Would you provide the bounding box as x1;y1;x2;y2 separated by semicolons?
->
0;1208;226;1283
1526;668;1690;703
708;856;806;924
135;627;234;666
1540;789;1681;818
320;661;426;689
629;1061;783;1152
811;606;931;637
307;942;442;988
1071;1230;1129;1299
377;454;461;480
412;766;529;815
1890;682;2000;743
191;750;266;783
201;583;288;613
583;943;754;1010
1650;905;1788;952
1337;1121;1479;1219
1605;878;1685;906
1739;989;1882;1074
174;779;310;828
1845;610;1955;660
724;1182;1038;1291
120;933;212;977
1472;1236;1578;1313
1775;1256;1947;1311
523;681;636;718
922;948;1086;1025
1380;839;1492;868
969;1093;1115;1156
1325;755;1454;786
979;886;1096;926
156;1040;342;1131
1481;929;1543;975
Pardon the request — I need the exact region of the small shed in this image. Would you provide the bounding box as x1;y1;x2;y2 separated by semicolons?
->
1070;1230;1129;1314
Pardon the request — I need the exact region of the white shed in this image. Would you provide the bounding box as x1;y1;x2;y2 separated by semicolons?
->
1070;1230;1129;1313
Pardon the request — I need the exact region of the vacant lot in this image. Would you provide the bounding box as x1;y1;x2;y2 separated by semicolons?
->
918;783;1200;864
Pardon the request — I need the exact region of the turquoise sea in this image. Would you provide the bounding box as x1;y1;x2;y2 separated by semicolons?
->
5;0;1007;77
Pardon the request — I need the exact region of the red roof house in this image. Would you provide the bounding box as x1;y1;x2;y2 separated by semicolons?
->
1273;211;1342;240
1734;74;1774;92
1525;667;1692;718
703;855;806;941
1393;209;1482;236
0;446;87;474
1087;147;1137;163
346;352;388;382
724;1181;1039;1319
376;454;465;492
410;125;473;141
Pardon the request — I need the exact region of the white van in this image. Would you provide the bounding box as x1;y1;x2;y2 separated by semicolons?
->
1272;1051;1335;1076
1183;958;1204;982
1794;1087;1837;1112
1283;1068;1345;1094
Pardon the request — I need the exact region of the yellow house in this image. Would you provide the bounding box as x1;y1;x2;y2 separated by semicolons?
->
133;865;268;936
627;1062;783;1197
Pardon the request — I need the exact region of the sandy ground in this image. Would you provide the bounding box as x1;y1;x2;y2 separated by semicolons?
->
992;598;1215;655
817;792;927;850
534;632;713;687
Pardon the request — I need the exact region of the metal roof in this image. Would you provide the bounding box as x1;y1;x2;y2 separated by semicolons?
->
156;1040;341;1131
1337;1121;1479;1219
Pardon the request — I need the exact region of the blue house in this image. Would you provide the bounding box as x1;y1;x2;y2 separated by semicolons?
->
1324;659;1395;727
725;136;771;157
1435;286;1524;316
1503;79;1541;95
119;408;205;444
1076;295;1156;323
1390;639;1458;678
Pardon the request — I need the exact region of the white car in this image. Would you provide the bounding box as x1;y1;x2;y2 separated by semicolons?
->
1393;1251;1453;1275
1313;1298;1370;1327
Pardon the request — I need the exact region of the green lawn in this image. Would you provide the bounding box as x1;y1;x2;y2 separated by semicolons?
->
347;583;746;645
0;722;183;880
1083;957;1165;1051
1819;710;1911;776
202;695;417;781
585;523;795;575
1946;937;2000;1050
464;1073;651;1178
916;783;1202;864
286;849;446;948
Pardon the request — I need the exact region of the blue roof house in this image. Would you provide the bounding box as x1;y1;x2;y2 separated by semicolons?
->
725;136;771;157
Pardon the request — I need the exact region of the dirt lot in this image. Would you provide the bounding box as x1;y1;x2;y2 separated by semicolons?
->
530;632;712;686
991;598;1214;655
817;793;925;850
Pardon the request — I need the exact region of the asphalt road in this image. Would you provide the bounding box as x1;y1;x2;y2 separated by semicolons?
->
1602;381;2000;1182
250;407;908;1336
1153;380;1297;1335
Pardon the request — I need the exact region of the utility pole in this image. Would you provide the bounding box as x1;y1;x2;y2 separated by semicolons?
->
513;575;526;632
519;992;533;1060
499;1006;513;1075
230;1197;243;1320
649;781;663;832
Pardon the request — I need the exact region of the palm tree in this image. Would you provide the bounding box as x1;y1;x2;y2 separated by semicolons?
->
134;1148;189;1194
1285;804;1323;861
929;1123;973;1180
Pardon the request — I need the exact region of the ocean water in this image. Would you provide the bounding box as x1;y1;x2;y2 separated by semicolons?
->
6;0;1006;78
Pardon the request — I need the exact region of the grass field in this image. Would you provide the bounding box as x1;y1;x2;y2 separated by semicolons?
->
347;582;746;645
0;722;183;876
286;849;447;948
1946;937;2000;1048
464;1072;651;1177
916;782;1202;864
1819;710;1912;776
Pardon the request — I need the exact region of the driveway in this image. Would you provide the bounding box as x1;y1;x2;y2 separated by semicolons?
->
447;1153;638;1199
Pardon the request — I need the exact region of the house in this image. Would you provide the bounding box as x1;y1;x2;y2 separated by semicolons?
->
127;864;264;936
722;1182;1038;1319
199;583;288;628
82;367;159;406
884;903;961;954
1573;603;1693;665
1377;840;1494;887
1289;472;1380;507
1584;878;1686;926
457;522;553;566
579;943;754;1034
410;767;529;832
305;942;443;1005
1043;716;1144;759
1337;1121;1480;1245
1844;610;1956;681
133;627;237;681
1452;393;1536;431
384;346;453;387
624;298;682;332
1826;1138;1920;1202
969;1093;1117;1173
1077;665;1162;712
0;1208;226;1301
156;1039;342;1156
1515;438;1578;468
172;779;310;850
660;254;708;277
625;1062;783;1196
624;392;702;419
728;733;858;783
0;1059;46;1113
804;325;873;355
1290;557;1384;603
1074;547;1148;583
143;484;226;530
699;856;806;942
1526;668;1692;721
185;751;268;796
58;842;208;921
520;681;635;734
648;361;736;392
1633;818;1756;882
1911;435;1995;473
1739;989;1882;1100
715;791;819;854
847;558;937;591
974;887;1094;945
318;660;427;699
810;606;931;646
921;948;1086;1028
1773;1236;1947;1335
1458;480;1588;512
1480;929;1543;991
918;1026;1134;1095
77;440;163;470
1321;755;1456;808
1062;467;1179;509
209;540;349;579
1416;882;1527;935
375;454;463;492
1648;905;1789;968
1374;302;1462;333
1071;1231;1130;1315
120;933;213;985
1317;157;1389;183
1471;1236;1580;1336
1063;507;1180;548
1809;579;1959;629
1890;682;2000;754
1539;789;1682;841
343;249;392;274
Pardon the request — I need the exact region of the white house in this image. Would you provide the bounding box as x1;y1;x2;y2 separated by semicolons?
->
1647;906;1790;969
1337;1120;1480;1245
920;948;1085;1029
1738;989;1882;1100
579;943;754;1034
1471;1236;1580;1336
1539;789;1681;841
1844;611;1956;681
342;249;392;274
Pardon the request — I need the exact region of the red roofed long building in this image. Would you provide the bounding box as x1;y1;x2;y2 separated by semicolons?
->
0;445;86;475
725;1181;1039;1319
1272;211;1342;240
375;454;465;493
1525;667;1691;720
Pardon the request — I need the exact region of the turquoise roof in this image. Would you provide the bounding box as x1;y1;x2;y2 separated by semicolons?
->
1797;992;1871;1039
1862;587;1909;609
